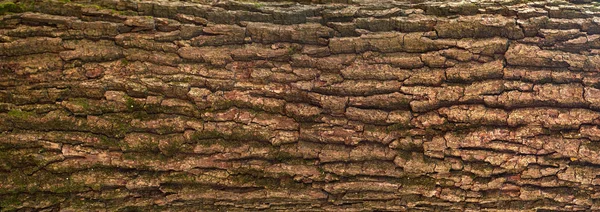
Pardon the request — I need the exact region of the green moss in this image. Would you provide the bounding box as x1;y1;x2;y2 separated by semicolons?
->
112;121;131;138
272;151;295;162
472;176;490;184
535;76;553;84
190;129;217;140
232;167;266;178
252;2;265;8
363;124;380;132
108;8;119;14
50;177;88;194
143;103;162;114
125;96;137;111
423;128;441;139
0;150;24;170
121;96;143;113
90;183;101;191
71;98;91;110
7;109;34;119
131;111;152;120
3;171;88;194
156;124;178;135
121;152;136;161
210;100;236;111
396;140;423;151
317;166;327;175
37;114;78;132
51;183;85;193
121;58;129;66
290;112;321;122
116;10;137;16
192;130;224;142
57;0;70;3
0;1;33;15
161;140;184;156
1;193;64;210
434;121;453;131
396;150;413;161
0;1;18;14
253;177;279;189
279;177;307;189
386;123;410;133
232;173;253;185
85;4;103;10
140;140;160;152
287;45;300;55
0;195;22;210
0;149;56;171
470;162;494;174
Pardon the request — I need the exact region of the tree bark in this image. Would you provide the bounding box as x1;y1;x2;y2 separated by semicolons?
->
2;0;600;210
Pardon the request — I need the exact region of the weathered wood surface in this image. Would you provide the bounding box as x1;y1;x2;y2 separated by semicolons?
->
2;0;600;210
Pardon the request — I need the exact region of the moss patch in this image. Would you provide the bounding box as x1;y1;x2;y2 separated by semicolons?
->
120;58;130;66
286;44;301;56
0;195;22;210
230;127;270;142
160;140;185;156
253;2;265;8
99;136;120;149
125;96;142;111
0;1;34;15
7;109;35;119
0;148;55;171
71;98;91;110
386;123;411;135
272;151;295;162
111;120;131;138
0;1;19;14
396;150;413;161
364;124;383;133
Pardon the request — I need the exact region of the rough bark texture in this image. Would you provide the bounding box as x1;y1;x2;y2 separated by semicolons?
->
2;0;600;211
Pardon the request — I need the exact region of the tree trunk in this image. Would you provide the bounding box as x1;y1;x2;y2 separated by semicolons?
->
1;0;600;210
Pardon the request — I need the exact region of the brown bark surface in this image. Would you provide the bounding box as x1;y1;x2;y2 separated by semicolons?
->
2;0;600;211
